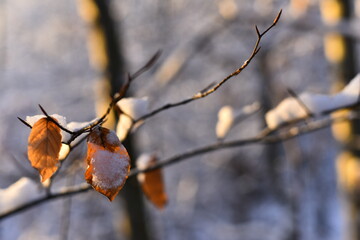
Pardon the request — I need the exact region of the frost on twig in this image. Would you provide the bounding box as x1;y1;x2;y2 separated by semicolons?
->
266;74;360;129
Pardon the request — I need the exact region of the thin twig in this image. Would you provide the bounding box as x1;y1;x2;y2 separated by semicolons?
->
119;10;281;139
135;97;194;123
216;102;263;140
131;50;161;80
133;10;282;125
19;52;161;147
82;51;162;134
233;102;262;125
17;117;32;129
69;134;89;149
199;81;217;95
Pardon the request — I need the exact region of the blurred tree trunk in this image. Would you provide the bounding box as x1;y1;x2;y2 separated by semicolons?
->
258;50;299;240
320;0;359;239
77;1;151;240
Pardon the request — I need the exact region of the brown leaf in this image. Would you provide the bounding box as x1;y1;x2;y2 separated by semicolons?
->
137;155;167;209
85;127;130;201
28;117;62;182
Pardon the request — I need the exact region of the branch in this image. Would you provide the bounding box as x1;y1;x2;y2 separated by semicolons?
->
131;50;161;80
131;113;351;175
4;9;284;220
17;51;161;148
133;10;282;124
1;110;354;221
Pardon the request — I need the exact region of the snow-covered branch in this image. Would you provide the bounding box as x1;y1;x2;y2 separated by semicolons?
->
2;108;357;220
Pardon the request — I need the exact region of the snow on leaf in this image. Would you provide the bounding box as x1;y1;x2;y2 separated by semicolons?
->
265;74;360;129
85;126;130;201
27;114;68;142
27;117;62;182
26;114;67;128
116;97;149;141
136;154;167;209
26;115;98;145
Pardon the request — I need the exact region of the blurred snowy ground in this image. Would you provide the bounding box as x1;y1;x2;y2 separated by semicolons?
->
1;0;359;239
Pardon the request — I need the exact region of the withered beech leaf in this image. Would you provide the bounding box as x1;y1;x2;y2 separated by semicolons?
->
137;155;167;209
28;117;62;182
85;126;130;201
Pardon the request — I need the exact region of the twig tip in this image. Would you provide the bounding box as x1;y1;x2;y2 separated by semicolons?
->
38;104;49;117
274;9;282;24
17;117;32;129
255;25;260;37
255;46;261;54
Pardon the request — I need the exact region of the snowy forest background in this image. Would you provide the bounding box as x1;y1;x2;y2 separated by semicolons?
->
1;0;360;240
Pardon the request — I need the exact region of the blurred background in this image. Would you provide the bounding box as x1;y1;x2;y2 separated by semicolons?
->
0;0;360;239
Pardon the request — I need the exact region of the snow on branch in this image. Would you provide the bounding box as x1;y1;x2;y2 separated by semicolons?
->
266;74;360;129
2;110;357;220
0;178;43;214
216;102;261;140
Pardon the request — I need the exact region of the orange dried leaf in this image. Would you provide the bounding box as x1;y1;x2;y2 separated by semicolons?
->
27;117;62;182
137;155;167;209
85;127;130;201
